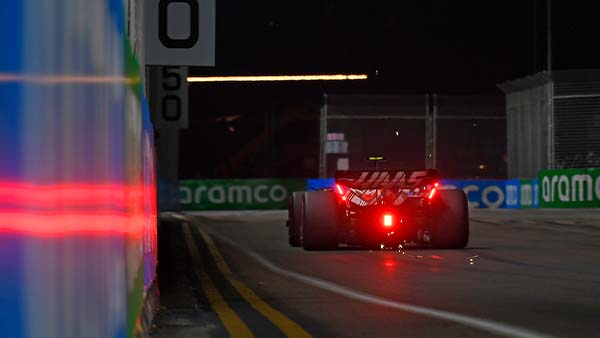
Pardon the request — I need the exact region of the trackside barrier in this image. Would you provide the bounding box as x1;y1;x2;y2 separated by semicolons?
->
181;169;600;210
538;168;600;208
182;178;542;210
180;179;307;210
306;178;336;191
158;178;180;211
441;179;538;209
0;1;157;338
519;179;539;209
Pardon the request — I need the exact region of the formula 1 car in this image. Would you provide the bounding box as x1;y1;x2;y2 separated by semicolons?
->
287;170;469;250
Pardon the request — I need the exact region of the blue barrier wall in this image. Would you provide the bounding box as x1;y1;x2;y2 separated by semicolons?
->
442;180;514;208
441;179;539;209
307;178;336;191
0;1;156;337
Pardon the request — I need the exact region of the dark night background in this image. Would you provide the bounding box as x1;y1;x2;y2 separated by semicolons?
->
181;1;600;179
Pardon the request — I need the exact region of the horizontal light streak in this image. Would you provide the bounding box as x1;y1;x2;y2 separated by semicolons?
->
0;73;139;84
0;182;155;236
0;211;147;237
0;183;144;208
187;74;369;83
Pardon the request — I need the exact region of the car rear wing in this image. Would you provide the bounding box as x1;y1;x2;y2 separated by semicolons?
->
335;170;437;190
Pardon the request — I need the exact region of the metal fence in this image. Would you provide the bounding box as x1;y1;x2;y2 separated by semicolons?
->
319;94;506;179
553;71;600;168
499;70;600;178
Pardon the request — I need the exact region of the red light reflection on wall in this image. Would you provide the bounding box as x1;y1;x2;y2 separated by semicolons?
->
0;183;141;207
0;182;155;237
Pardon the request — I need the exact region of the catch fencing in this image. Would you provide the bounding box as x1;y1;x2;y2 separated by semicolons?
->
319;94;506;179
499;70;600;178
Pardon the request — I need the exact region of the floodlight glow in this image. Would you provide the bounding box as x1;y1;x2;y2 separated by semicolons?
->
187;74;368;83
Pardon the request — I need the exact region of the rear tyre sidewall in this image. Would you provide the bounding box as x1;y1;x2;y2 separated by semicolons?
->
301;191;338;250
288;191;304;247
431;189;469;249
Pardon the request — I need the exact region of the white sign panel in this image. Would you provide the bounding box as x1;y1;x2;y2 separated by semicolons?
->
150;66;189;129
337;158;349;170
145;0;215;66
326;141;348;154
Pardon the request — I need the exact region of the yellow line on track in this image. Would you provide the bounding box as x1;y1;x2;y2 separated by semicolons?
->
182;223;254;338
195;225;314;338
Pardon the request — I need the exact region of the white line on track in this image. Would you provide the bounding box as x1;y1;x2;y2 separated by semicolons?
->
203;228;560;338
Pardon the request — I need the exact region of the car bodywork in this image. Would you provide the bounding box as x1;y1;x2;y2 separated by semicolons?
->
288;170;469;250
333;170;440;246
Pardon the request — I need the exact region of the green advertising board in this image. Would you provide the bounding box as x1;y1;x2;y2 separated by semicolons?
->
538;168;600;208
180;179;307;210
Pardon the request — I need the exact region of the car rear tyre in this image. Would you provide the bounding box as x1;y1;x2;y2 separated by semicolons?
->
288;191;304;247
301;191;338;250
431;189;469;249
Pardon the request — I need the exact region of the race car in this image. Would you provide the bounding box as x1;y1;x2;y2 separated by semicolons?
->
287;170;469;250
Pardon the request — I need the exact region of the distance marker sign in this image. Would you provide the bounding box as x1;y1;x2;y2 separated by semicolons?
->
149;66;189;129
145;0;215;66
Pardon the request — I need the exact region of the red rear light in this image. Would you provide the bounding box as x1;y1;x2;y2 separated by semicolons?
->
335;183;349;201
427;182;439;200
428;187;437;200
383;213;393;227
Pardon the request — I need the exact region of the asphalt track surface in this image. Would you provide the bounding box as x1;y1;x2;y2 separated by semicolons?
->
151;209;600;338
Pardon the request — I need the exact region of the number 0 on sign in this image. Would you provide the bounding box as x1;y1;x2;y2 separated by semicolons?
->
159;0;199;48
145;0;215;66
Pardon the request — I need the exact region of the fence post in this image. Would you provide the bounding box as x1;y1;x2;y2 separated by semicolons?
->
319;94;328;178
425;94;431;168
433;93;438;169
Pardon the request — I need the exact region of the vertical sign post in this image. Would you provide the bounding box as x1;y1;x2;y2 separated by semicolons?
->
144;0;215;210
